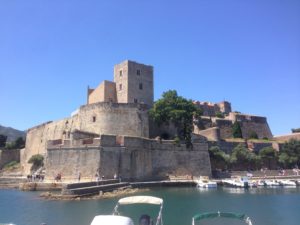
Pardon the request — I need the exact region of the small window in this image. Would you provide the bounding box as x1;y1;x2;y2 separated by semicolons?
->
139;83;143;90
119;84;122;90
119;70;123;77
137;69;140;75
134;98;138;103
92;116;96;122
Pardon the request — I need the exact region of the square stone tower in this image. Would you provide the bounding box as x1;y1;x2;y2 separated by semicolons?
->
114;60;154;106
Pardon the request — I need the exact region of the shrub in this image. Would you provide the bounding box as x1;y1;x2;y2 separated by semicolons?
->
173;136;181;146
215;112;224;118
232;121;243;138
209;146;230;170
230;144;260;170
3;161;19;169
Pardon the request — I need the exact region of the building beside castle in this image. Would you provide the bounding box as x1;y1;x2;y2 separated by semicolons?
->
21;60;276;181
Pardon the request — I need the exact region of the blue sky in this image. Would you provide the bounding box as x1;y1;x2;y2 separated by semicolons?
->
0;0;299;135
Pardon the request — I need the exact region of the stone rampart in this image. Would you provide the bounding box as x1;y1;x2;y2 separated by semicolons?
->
194;127;220;141
45;135;212;181
0;149;20;169
22;103;150;174
274;133;300;142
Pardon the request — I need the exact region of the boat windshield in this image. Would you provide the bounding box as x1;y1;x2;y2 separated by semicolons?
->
192;212;253;225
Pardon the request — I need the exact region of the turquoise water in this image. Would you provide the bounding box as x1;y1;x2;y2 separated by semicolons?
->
0;187;300;225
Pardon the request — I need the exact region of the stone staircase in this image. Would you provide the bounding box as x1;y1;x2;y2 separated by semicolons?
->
62;179;130;196
0;177;26;188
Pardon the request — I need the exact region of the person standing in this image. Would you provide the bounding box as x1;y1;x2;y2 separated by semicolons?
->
78;172;81;182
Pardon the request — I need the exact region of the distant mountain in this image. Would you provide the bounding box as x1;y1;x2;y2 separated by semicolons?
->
0;125;26;142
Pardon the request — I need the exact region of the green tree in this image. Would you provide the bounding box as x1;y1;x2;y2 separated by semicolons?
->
278;139;300;168
232;121;243;138
215;112;224;118
15;137;25;149
149;90;202;147
28;154;44;171
249;131;258;139
259;147;277;169
0;135;7;148
230;144;260;170
209;146;230;170
4;137;25;150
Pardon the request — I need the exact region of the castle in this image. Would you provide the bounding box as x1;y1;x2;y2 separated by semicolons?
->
21;60;276;180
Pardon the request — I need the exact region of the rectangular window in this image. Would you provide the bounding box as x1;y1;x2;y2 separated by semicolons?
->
139;83;143;90
134;98;138;103
137;69;140;75
119;84;122;90
119;70;123;77
92;116;96;122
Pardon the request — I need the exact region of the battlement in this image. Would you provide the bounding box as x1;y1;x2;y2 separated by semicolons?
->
47;134;208;152
228;112;267;123
194;100;231;117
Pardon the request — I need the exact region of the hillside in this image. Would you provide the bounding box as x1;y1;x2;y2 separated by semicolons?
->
0;125;26;142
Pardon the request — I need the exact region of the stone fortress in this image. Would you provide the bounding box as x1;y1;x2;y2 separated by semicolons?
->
21;60;277;181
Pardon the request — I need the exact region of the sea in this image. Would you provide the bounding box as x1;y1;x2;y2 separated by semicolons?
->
0;187;300;225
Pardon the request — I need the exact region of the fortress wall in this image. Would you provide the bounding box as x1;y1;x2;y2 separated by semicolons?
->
103;81;117;103
23;103;149;175
214;119;233;139
45;137;212;181
193;127;220;141
274;133;300;142
151;142;211;178
209;140;246;154
46;147;100;181
88;82;105;104
0;149;20;169
240;120;273;139
22;115;80;174
78;103;149;138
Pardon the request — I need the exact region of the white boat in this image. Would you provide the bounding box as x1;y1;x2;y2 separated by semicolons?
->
256;180;266;187
222;177;249;188
264;180;280;187
196;177;217;188
90;196;164;225
279;180;297;187
192;211;253;225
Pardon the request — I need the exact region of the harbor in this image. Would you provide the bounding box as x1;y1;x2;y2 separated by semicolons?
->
1;185;300;225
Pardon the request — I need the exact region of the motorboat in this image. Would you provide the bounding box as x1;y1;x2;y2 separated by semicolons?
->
264;180;280;187
192;211;253;225
256;180;266;187
222;177;249;188
90;195;164;225
196;176;217;188
279;180;297;187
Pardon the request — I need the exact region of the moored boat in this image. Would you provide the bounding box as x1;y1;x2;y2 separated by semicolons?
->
196;176;217;188
264;180;280;187
192;211;253;225
90;196;164;225
279;180;297;187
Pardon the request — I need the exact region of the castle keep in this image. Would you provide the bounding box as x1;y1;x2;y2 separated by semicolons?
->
21;60;274;180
